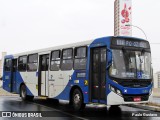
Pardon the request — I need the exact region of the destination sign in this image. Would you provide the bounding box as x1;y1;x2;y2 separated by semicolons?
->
111;38;150;49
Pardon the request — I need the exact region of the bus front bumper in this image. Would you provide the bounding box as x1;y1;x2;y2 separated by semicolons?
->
107;91;153;105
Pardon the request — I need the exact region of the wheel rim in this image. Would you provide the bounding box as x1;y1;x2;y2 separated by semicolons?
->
74;94;80;104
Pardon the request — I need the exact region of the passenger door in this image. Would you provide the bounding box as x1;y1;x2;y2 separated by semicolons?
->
38;54;49;96
3;58;12;92
90;47;107;103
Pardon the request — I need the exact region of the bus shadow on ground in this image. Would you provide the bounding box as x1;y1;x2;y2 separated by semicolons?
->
32;98;123;119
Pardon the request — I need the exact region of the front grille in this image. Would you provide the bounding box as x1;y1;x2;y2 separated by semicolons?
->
123;94;149;102
119;81;151;88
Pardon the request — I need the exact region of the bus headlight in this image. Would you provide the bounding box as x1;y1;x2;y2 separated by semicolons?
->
117;89;122;95
109;84;122;97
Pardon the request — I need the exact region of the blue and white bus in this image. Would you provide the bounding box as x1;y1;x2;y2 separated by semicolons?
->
3;36;153;110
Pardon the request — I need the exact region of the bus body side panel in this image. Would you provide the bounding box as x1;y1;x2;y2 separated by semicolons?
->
49;37;113;104
16;72;34;96
48;70;66;98
48;70;89;103
3;71;12;92
48;70;73;100
71;70;89;103
25;72;38;96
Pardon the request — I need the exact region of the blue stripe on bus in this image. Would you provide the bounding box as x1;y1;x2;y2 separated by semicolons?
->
92;99;98;103
100;100;106;104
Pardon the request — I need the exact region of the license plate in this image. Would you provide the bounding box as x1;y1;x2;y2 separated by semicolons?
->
133;97;141;102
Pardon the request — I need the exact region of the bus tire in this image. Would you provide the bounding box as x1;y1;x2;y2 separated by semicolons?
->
72;89;85;111
20;85;34;101
20;85;27;101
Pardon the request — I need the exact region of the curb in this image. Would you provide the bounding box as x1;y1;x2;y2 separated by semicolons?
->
127;104;160;112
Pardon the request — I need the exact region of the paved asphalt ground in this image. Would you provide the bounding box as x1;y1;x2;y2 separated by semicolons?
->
0;96;160;120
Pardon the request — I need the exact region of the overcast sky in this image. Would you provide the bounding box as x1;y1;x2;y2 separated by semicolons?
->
0;0;160;72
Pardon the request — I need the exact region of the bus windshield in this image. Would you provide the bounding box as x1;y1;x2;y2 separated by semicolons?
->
109;49;152;79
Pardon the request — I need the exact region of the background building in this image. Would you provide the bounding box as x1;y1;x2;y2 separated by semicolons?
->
153;71;160;88
0;52;7;79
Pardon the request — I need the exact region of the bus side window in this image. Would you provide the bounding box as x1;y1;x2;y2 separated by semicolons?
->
4;59;12;71
18;56;27;71
27;54;38;71
74;46;87;70
61;48;73;70
50;50;61;71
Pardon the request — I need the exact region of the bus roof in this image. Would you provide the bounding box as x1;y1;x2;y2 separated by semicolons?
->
5;36;147;58
6;39;94;58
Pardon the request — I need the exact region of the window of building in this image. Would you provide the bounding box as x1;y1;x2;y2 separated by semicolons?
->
74;46;87;70
50;50;61;71
27;54;38;71
4;59;12;71
61;48;73;70
18;55;27;71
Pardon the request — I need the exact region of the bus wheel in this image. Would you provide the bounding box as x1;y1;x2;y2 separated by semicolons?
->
72;89;85;111
20;85;27;101
20;85;34;101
